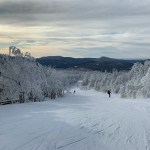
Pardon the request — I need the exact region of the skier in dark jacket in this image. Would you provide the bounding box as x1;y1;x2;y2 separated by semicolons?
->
107;90;111;97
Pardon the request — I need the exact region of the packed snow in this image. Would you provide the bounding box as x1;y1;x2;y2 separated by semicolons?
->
1;89;150;150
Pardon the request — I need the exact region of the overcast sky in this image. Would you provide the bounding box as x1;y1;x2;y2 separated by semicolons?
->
0;0;150;58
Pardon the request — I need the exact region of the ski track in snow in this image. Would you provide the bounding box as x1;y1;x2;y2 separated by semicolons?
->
1;89;150;150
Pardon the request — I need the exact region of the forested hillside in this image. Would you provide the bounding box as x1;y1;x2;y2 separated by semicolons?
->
0;55;80;104
81;61;150;98
36;56;146;72
0;53;150;105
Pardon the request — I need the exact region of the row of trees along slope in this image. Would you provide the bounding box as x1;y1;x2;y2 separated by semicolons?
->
0;54;80;104
81;60;150;98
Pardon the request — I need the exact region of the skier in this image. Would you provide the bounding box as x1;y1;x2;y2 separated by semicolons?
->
107;90;111;98
73;90;76;94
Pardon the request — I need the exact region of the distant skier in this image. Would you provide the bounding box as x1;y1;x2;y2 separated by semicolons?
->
73;90;76;94
107;90;111;98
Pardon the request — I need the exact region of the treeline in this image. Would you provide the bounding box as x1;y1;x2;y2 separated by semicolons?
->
81;60;150;98
0;54;80;104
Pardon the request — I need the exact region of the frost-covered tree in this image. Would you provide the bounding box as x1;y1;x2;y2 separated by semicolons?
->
0;54;80;104
81;61;150;99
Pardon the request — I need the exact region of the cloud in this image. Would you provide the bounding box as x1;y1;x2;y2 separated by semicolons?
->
0;0;150;58
0;0;150;25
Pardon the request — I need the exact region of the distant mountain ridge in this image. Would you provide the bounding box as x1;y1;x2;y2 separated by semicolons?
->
36;56;147;72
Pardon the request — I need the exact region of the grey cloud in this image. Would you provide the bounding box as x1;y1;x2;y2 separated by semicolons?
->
0;1;64;14
62;47;124;58
0;0;150;25
0;0;150;59
63;47;150;59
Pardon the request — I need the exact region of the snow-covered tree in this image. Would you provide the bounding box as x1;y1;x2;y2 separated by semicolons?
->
80;61;150;99
0;54;80;104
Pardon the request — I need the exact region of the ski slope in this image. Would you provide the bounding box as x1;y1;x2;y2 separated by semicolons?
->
1;89;150;150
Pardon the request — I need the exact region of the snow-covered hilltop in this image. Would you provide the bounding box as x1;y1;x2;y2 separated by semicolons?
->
0;52;150;150
0;53;150;105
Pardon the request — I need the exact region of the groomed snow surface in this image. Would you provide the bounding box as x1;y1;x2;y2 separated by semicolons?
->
1;89;150;150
